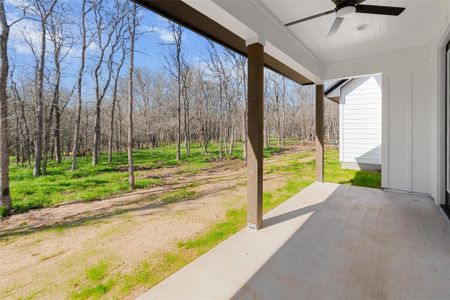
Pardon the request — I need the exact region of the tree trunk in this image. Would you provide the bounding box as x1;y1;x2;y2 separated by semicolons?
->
12;80;31;167
108;46;125;163
42;97;56;175
32;0;57;176
54;105;61;163
176;68;181;161
13;103;22;166
91;0;122;166
33;22;48;177
241;107;247;163
71;0;87;171
92;105;101;165
183;81;190;157
0;1;11;210
127;3;137;190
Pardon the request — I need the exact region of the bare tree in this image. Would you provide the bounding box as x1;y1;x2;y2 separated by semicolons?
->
0;0;29;212
181;64;191;156
71;0;91;170
91;0;126;165
267;72;287;147
27;0;58;177
235;55;247;163
42;1;73;174
108;40;126;163
0;0;11;211
10;64;31;167
163;22;184;161
197;69;211;154
206;42;236;158
127;2;138;189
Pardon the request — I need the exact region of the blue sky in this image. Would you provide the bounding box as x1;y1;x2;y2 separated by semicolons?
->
5;0;214;92
134;11;211;71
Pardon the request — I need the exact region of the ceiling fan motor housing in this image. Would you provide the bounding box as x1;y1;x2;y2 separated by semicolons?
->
336;5;356;18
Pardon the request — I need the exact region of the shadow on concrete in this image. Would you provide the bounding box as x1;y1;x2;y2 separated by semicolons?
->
263;202;321;228
230;184;445;300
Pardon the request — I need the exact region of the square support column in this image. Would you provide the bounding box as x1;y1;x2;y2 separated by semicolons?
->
247;42;264;229
315;84;324;182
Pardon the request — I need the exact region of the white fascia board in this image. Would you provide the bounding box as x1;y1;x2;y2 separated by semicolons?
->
245;35;266;46
183;0;324;84
323;45;433;80
182;0;256;39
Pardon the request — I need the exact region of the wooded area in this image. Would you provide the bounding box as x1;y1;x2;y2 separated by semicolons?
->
0;0;338;214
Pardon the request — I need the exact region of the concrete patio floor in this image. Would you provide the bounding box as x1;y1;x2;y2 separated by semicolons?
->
138;182;450;300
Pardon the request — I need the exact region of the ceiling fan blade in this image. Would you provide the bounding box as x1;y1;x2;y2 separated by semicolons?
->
331;0;366;5
285;9;335;27
327;17;344;37
356;4;405;16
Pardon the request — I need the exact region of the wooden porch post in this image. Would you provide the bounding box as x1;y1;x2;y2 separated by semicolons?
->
316;84;324;182
247;42;264;229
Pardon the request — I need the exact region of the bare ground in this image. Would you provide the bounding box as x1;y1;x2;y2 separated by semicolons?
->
0;145;313;299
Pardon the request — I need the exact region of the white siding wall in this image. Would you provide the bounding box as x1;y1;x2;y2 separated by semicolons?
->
324;43;443;201
340;76;382;166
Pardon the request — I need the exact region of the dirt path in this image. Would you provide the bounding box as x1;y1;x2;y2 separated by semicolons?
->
0;145;314;299
0;159;245;235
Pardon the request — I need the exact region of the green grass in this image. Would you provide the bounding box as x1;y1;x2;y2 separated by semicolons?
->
6;144;381;298
71;261;116;300
161;188;199;204
86;262;109;282
324;150;381;188
69;148;380;298
0;206;8;218
7;142;282;214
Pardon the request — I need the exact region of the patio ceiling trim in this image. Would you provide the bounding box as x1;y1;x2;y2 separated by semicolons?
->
133;0;313;85
324;78;350;103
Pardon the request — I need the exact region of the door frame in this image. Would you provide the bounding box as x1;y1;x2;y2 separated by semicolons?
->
437;26;450;209
442;40;450;216
446;41;450;208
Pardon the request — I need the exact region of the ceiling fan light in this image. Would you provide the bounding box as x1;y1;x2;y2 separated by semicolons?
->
355;24;370;31
336;6;356;18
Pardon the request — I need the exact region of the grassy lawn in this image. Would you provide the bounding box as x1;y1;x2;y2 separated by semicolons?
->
68;147;380;299
7;143;281;214
1;143;381;299
324;150;382;188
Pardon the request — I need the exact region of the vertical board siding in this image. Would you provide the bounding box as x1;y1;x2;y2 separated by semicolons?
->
412;70;431;194
386;72;411;191
383;69;431;195
341;76;382;166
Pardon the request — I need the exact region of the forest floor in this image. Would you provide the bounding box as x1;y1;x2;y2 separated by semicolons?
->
6;143;282;214
0;144;381;299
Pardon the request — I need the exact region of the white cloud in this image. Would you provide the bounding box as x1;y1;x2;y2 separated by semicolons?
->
7;13;81;61
5;0;30;9
146;26;175;44
9;17;40;55
156;28;174;43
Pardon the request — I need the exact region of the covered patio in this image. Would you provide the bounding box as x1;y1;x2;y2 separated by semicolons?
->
139;182;450;299
133;0;450;298
134;0;450;227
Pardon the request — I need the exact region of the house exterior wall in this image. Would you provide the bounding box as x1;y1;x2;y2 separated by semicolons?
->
382;66;432;195
323;46;437;198
339;76;382;170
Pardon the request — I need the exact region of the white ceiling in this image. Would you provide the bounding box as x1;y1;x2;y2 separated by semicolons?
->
260;0;449;63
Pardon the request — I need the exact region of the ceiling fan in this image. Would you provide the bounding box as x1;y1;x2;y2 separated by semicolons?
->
285;0;405;37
